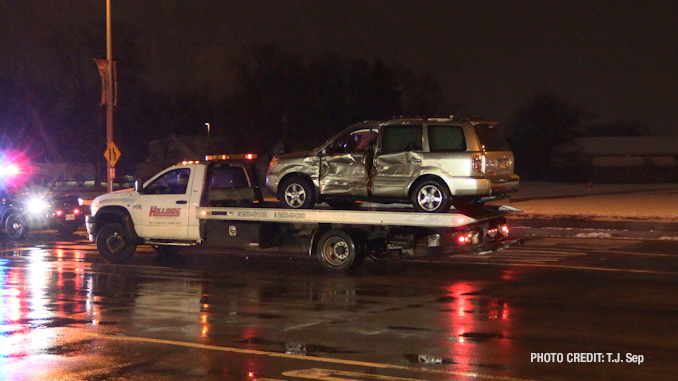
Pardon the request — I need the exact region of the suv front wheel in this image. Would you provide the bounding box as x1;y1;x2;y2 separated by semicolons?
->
279;177;316;209
411;179;451;213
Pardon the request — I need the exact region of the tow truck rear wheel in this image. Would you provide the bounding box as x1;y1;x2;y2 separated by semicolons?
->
316;229;364;272
97;223;137;263
5;213;27;240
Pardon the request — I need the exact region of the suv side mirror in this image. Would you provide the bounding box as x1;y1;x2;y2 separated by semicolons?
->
134;179;144;193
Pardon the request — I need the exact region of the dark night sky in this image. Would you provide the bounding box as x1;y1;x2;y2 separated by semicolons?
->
6;0;678;134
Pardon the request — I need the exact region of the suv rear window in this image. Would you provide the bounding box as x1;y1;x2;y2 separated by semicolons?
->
428;125;466;152
474;123;511;151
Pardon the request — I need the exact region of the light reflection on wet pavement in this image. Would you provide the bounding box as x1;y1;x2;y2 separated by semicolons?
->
0;235;677;380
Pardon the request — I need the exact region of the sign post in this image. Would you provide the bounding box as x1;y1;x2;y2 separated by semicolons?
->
105;0;115;193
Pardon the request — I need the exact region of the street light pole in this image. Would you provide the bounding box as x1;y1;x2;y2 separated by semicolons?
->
105;0;114;193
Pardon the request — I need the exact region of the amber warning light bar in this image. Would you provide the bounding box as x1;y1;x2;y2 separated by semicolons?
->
205;154;257;161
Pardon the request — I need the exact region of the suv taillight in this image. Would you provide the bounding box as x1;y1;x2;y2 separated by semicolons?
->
472;154;485;173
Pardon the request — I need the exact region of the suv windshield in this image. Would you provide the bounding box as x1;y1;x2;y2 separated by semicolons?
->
474;124;511;151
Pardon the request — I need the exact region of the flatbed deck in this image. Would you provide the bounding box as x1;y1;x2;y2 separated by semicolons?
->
198;204;521;228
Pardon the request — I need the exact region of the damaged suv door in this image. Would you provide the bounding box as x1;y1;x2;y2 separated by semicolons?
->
371;124;424;198
319;127;379;197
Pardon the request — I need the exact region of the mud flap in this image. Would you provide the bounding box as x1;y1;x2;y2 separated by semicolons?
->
386;247;405;272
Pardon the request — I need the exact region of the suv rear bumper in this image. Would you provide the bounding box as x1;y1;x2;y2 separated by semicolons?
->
490;179;520;196
450;176;519;197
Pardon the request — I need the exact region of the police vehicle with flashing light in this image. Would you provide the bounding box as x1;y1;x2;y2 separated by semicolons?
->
0;162;85;239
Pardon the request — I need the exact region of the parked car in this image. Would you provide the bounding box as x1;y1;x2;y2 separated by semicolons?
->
266;117;519;212
12;191;85;237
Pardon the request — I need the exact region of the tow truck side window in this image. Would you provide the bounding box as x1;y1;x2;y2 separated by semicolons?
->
144;168;191;195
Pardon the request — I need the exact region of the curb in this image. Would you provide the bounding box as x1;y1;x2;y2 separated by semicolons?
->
509;217;678;240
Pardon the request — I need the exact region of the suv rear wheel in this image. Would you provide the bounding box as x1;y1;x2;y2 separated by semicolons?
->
412;179;451;213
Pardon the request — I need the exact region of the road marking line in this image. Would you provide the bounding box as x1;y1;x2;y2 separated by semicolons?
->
429;260;678;275
284;368;426;380
80;332;534;381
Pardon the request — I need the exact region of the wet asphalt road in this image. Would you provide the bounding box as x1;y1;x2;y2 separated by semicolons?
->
1;231;677;380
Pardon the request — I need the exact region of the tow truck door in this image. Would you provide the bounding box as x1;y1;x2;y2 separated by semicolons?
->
130;166;202;240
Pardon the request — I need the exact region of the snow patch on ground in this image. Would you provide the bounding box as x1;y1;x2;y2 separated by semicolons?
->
499;183;678;221
575;232;614;238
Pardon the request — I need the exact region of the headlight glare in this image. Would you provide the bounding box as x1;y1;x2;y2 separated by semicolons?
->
27;198;50;214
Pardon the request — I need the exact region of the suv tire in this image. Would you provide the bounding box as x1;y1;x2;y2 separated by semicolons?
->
279;177;316;209
412;179;451;213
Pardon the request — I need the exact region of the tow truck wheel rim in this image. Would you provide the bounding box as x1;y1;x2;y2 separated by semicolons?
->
417;184;443;211
105;232;126;253
321;237;350;266
284;183;306;208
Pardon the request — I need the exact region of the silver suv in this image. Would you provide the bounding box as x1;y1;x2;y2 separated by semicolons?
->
265;117;519;212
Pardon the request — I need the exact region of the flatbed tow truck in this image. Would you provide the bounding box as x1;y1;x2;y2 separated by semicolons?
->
86;155;520;272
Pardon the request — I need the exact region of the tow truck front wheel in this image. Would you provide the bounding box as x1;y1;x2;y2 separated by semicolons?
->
97;223;137;263
316;229;364;272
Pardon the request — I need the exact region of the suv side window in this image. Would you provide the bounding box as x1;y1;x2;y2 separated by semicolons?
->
428;125;467;152
329;128;379;154
381;125;423;154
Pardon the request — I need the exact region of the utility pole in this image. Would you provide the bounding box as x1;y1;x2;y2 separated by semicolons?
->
105;0;114;193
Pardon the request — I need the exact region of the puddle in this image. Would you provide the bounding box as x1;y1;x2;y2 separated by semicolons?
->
388;326;430;332
460;331;504;342
236;337;361;355
404;354;455;365
42;339;97;356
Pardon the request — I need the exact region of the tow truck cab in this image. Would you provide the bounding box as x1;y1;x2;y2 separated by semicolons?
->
86;156;519;272
87;158;261;242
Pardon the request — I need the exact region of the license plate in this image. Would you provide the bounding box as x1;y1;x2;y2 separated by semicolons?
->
65;214;75;221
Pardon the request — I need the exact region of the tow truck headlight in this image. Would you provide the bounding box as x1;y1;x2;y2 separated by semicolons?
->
27;197;50;214
90;199;100;216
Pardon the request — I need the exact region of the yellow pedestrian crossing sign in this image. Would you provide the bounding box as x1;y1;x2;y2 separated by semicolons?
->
104;141;121;167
